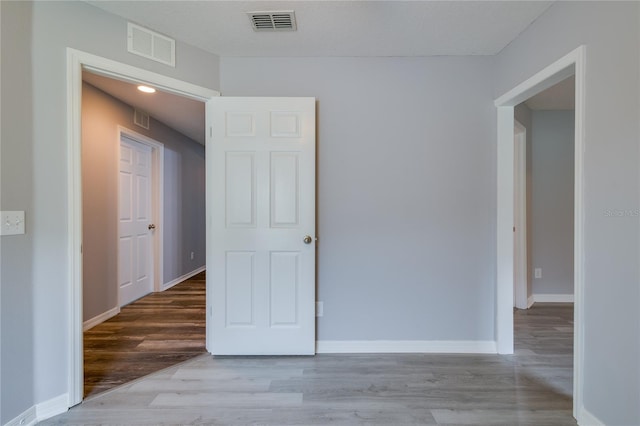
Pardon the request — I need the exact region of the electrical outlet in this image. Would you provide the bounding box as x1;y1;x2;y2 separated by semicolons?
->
190;251;194;260
534;268;542;279
1;211;25;236
316;302;324;317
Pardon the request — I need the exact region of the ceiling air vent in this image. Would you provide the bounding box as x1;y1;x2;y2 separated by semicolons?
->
247;11;297;31
134;109;150;130
127;23;176;67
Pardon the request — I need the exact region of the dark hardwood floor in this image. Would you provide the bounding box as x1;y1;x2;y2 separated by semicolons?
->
83;271;206;397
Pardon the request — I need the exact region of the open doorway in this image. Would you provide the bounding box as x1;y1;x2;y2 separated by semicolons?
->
495;45;585;421
67;48;220;405
80;70;208;397
513;76;576;312
512;75;577;405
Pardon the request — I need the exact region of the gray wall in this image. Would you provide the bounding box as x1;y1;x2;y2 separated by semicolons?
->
1;1;35;421
2;1;639;424
0;1;219;422
82;82;206;323
221;56;497;342
530;110;574;296
495;2;640;424
514;103;534;300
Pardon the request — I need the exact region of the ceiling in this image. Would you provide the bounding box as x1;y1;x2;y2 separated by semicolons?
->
525;75;575;110
83;71;205;144
81;1;571;144
87;1;554;57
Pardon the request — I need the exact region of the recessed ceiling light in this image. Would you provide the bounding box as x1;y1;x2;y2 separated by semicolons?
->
137;85;156;93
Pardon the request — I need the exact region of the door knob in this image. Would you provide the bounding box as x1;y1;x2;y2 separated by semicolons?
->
303;235;313;244
148;224;156;230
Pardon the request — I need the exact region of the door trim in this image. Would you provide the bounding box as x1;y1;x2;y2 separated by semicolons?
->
494;45;585;421
513;120;528;310
66;48;219;407
117;127;164;296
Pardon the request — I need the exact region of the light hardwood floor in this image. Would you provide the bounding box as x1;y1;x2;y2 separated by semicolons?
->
43;304;575;425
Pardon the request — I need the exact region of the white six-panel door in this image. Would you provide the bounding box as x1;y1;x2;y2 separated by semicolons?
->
208;97;316;355
119;136;154;306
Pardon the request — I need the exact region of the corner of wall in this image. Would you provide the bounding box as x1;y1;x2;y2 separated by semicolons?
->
4;393;68;426
576;405;605;426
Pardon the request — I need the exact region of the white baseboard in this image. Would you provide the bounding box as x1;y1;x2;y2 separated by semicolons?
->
316;340;497;354
36;394;68;421
577;405;605;426
527;295;535;308
5;405;36;426
162;265;205;291
83;306;120;331
5;393;68;426
532;293;574;303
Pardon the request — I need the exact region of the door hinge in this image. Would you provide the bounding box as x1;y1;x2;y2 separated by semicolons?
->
210;127;212;137
513;226;516;232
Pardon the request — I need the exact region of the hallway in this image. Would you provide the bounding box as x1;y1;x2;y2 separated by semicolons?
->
83;271;206;397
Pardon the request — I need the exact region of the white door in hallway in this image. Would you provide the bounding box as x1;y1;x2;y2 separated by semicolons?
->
513;121;528;310
119;136;154;306
208;97;316;355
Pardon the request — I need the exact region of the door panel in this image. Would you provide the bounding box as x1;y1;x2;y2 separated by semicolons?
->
225;251;256;327
271;152;300;227
209;97;316;355
270;251;300;326
225;153;256;228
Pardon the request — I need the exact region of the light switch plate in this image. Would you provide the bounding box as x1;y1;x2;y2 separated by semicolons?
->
1;211;25;236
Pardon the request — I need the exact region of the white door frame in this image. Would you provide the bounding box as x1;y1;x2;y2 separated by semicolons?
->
513;120;528;310
494;45;585;421
66;48;219;407
117;126;164;295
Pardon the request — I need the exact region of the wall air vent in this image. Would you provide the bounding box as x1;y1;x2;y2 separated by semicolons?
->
127;22;176;67
247;11;297;31
134;109;150;130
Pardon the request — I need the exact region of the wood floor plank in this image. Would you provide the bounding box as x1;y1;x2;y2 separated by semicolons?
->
150;392;303;408
43;303;577;425
127;377;272;393
431;408;578;426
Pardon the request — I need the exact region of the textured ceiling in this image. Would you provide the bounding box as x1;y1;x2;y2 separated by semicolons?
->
88;1;554;57
82;1;565;143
